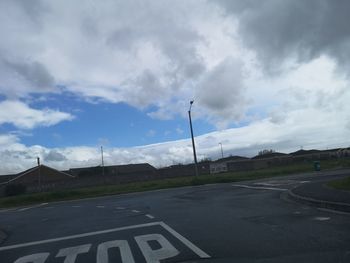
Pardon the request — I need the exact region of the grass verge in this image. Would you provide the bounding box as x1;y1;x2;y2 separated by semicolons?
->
328;177;350;191
1;158;349;208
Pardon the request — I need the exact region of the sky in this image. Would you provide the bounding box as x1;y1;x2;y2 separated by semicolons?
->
0;0;349;174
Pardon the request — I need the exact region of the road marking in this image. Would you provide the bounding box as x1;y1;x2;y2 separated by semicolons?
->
97;240;134;263
131;210;140;213
299;181;310;184
313;216;330;221
96;206;105;208
0;222;160;251
116;207;125;210
135;233;179;262
145;214;155;219
317;208;350;216
56;244;91;263
17;203;48;211
0;221;210;259
159;222;210;258
14;252;49;263
232;184;288;191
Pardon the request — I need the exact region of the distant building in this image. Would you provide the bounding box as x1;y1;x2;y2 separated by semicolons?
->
69;163;157;177
210;162;228;174
0;165;75;194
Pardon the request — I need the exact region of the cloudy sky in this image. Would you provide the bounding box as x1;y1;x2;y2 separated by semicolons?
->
0;0;349;174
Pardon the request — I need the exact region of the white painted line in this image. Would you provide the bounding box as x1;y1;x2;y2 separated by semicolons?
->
131;210;140;213
313;216;331;221
145;214;155;219
232;184;288;191
0;222;161;251
116;207;125;210
0;208;16;213
96;206;105;208
17;203;48;211
299;181;310;184
159;222;210;259
0;221;211;259
317;208;350;216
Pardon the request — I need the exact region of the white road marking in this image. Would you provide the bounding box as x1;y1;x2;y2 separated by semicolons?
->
232;184;288;191
116;207;125;210
299;181;310;184
159;222;210;259
313;216;331;221
0;221;211;259
14;252;49;263
131;210;140;213
97;240;134;263
135;234;179;262
317;208;350;216
293;211;301;215
97;206;105;208
56;244;91;263
17;203;48;211
145;214;155;219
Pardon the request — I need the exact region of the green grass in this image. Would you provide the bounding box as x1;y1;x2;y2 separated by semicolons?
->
1;158;349;208
328;177;350;191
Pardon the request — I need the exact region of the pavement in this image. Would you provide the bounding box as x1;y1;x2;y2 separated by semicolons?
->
0;169;349;262
287;170;350;212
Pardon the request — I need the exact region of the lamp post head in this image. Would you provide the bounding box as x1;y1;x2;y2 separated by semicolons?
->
189;100;194;112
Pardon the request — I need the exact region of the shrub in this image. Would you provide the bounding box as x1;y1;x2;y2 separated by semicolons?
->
5;184;27;196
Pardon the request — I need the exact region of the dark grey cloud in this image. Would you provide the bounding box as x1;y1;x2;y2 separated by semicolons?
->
215;0;350;73
45;150;67;162
5;60;55;92
197;57;246;126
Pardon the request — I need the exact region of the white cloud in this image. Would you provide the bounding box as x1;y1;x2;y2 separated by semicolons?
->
0;0;350;175
1;103;349;175
0;100;74;129
0;0;250;126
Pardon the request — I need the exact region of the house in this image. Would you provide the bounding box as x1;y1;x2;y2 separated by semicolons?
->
0;165;75;193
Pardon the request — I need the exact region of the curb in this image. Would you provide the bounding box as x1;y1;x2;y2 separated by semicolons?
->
287;188;350;213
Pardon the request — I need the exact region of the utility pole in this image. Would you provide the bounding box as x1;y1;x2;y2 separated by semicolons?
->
37;157;41;192
219;142;224;159
101;146;105;177
188;100;199;176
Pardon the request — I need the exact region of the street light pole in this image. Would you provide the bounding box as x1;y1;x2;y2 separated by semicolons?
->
219;142;224;159
188;100;199;176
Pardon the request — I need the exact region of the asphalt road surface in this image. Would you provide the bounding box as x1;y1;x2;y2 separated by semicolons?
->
0;172;349;262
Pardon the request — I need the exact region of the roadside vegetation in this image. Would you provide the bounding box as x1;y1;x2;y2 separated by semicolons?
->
328;176;350;191
1;158;349;208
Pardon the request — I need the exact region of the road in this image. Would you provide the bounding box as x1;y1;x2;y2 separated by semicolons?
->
0;172;349;262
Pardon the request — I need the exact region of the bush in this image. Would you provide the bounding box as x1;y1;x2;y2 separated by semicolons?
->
5;184;27;196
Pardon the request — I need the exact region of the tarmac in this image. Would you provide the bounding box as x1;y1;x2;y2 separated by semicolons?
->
0;229;6;245
288;172;350;213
